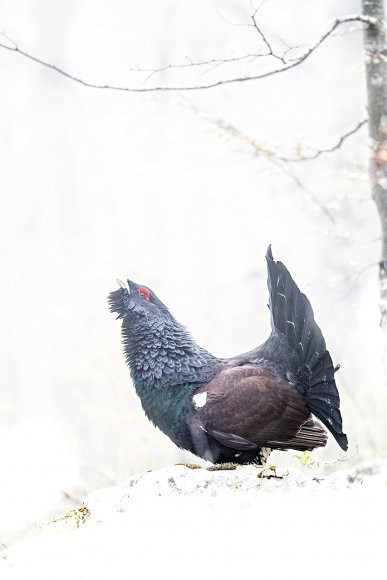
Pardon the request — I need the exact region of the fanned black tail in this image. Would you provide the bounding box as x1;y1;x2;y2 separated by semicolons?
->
266;245;348;451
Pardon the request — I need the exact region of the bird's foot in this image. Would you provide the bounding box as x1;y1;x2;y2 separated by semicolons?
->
175;463;203;470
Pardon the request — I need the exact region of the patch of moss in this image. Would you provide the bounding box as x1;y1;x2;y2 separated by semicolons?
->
52;505;90;528
207;463;239;471
257;465;283;479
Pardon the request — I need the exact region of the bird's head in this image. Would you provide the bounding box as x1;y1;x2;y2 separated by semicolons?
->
109;278;217;388
108;278;171;322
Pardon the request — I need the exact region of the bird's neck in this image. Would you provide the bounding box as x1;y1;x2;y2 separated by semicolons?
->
121;315;219;390
121;315;219;441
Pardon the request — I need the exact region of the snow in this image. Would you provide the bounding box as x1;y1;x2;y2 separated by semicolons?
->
2;462;387;580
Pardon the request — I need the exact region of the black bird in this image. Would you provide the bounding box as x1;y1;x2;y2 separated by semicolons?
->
109;246;347;464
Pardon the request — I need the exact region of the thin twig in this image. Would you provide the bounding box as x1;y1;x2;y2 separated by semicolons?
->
276;119;368;162
129;53;277;84
270;157;337;223
250;8;287;63
0;15;377;93
199;103;368;166
186;102;337;222
331;262;378;299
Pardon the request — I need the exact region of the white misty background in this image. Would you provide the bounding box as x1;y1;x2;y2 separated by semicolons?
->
0;0;385;543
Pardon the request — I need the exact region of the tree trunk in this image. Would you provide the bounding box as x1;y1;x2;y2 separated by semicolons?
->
362;0;387;328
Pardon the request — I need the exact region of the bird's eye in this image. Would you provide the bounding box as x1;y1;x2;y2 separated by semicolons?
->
137;287;150;301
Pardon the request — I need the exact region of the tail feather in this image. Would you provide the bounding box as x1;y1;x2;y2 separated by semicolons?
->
265;246;348;451
267;419;328;451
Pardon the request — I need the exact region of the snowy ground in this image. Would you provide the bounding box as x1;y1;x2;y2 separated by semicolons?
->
2;461;387;580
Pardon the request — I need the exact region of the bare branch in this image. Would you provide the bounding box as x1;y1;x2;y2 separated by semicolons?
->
198;104;368;165
185;102;337;222
128;6;290;83
249;8;286;64
0;14;377;93
182;96;367;222
129;52;278;85
276;119;368;162
327;262;378;306
269;157;337;224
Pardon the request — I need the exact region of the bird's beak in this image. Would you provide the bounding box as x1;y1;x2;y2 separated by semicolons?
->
116;278;130;293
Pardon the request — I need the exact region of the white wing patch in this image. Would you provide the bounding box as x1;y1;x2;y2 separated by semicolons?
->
193;392;207;408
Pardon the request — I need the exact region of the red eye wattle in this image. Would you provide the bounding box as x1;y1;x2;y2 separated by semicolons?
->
137;287;150;301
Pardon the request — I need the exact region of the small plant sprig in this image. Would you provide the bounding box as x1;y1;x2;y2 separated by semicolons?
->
292;451;313;467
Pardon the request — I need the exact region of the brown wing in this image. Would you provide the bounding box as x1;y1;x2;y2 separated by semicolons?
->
193;365;313;449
